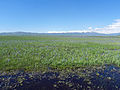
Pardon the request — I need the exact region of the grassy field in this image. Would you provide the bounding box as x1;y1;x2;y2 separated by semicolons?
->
0;35;120;72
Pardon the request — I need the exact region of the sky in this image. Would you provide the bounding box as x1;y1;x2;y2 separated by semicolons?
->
0;0;120;34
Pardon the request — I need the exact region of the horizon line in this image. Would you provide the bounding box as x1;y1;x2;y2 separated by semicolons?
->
0;31;120;34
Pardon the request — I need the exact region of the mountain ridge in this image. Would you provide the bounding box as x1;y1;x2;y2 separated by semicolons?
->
0;31;120;36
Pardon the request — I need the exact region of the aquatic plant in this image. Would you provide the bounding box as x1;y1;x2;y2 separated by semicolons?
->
0;36;120;71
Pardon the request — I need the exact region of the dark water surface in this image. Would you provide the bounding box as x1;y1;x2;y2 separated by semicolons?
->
0;65;120;90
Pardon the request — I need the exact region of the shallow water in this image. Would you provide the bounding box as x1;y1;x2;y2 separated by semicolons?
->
0;65;120;90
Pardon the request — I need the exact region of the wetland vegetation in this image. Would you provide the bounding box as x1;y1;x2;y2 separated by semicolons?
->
0;35;120;89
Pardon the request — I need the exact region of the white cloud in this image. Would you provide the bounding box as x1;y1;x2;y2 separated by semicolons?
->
94;19;120;34
88;27;92;30
48;30;92;33
48;19;120;34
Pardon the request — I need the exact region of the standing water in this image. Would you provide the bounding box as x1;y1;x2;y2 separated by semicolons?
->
0;65;120;90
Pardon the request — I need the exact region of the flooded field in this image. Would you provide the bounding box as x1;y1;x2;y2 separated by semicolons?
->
0;65;120;90
0;36;120;89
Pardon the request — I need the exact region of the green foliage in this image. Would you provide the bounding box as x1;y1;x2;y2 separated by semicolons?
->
0;36;120;71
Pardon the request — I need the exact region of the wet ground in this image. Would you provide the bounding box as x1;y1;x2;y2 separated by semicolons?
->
0;65;120;90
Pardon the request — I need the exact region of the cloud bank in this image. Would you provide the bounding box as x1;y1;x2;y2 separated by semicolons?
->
48;19;120;34
48;30;92;33
95;19;120;34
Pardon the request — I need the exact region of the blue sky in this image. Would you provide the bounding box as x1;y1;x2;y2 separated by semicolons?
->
0;0;120;33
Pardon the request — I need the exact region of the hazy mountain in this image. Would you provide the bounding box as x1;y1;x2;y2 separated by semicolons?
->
0;31;120;36
0;32;40;36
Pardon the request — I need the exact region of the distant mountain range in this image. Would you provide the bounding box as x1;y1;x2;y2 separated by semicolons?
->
0;31;120;36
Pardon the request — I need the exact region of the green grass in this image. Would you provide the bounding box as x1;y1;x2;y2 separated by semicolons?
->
0;35;120;71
